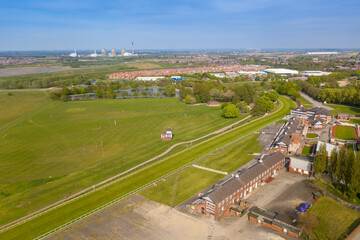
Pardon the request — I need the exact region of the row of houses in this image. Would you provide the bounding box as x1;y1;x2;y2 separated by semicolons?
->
190;152;286;220
109;64;267;80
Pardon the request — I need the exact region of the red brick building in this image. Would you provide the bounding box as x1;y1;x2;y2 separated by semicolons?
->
288;155;314;176
190;152;286;220
267;118;303;155
337;113;350;121
248;206;301;238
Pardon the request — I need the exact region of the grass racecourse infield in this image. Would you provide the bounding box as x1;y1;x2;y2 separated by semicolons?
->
0;92;294;239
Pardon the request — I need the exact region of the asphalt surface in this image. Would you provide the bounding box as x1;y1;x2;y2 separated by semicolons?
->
300;91;333;110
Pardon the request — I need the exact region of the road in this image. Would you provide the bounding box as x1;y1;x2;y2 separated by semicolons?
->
300;91;333;110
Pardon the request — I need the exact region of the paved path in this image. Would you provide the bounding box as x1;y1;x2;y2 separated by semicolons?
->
192;164;228;175
300;91;333;110
0;114;251;232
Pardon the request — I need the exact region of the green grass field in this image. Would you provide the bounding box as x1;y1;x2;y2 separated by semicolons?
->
196;134;261;172
349;118;360;124
334;126;357;140
297;95;313;108
327;104;360;116
141;167;223;207
0;92;246;226
307;196;360;240
0;91;47;129
141;133;261;206
0;96;295;240
302;146;313;155
306;133;317;139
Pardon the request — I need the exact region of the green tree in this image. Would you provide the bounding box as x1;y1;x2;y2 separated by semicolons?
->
349;153;360;197
184;95;195;104
343;149;355;189
236;101;249;113
252;102;266;116
221;104;239;118
194;83;211;103
329;147;338;182
336;146;347;184
232;95;240;104
265;91;279;101
60;95;68;102
314;143;327;179
221;102;229;109
255;96;274;112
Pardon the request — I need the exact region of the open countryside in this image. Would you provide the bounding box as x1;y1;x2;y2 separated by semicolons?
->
0;96;294;239
1;1;360;238
0;91;245;226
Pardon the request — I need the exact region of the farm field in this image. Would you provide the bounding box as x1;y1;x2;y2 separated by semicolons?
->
0;93;245;227
0;96;295;240
306;196;360;240
141;133;262;206
333;126;357;140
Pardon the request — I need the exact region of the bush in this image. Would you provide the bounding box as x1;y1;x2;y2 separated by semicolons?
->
184;95;195;104
221;104;240;118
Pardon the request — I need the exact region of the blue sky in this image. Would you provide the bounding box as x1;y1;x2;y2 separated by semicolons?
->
0;0;359;50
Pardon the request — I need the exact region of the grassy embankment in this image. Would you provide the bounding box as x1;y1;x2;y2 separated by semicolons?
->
0;96;295;239
0;93;247;227
297;95;313;108
306;196;360;240
141;134;262;206
327;103;360;116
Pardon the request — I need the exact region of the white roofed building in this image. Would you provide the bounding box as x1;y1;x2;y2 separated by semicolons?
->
264;68;299;76
136;76;165;81
302;71;331;77
316;141;338;158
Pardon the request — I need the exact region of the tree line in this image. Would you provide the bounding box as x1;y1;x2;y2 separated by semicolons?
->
298;80;360;107
314;143;360;199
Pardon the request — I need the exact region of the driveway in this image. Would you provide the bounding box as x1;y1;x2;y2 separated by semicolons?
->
300;91;333;110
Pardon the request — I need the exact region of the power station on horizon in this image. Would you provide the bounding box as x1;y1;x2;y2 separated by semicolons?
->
69;42;136;58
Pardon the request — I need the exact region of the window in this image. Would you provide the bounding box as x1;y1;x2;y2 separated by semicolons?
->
218;203;221;207
240;193;243;197
293;168;297;171
230;195;232;199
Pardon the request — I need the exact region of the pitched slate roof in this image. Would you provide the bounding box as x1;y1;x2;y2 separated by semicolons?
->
308;116;324;125
202;152;285;204
292;106;307;113
308;107;331;116
275;135;291;146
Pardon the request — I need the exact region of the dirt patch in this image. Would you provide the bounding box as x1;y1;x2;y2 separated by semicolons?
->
338;80;350;87
47;195;209;240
